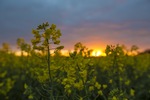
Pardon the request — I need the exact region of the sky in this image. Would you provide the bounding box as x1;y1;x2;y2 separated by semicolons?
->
0;0;150;52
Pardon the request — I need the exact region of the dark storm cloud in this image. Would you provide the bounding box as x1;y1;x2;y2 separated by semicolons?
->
0;0;66;46
0;0;150;51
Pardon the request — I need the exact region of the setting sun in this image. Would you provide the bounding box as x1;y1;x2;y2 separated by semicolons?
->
92;50;102;56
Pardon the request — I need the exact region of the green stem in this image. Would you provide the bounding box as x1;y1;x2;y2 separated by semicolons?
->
47;39;52;81
46;39;54;100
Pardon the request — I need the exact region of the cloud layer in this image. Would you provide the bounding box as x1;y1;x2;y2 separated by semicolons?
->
0;0;150;51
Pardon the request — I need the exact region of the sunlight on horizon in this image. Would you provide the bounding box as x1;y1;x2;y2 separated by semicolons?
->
14;49;106;57
91;50;106;57
15;51;28;56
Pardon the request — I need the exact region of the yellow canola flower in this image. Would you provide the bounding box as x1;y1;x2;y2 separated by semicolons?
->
102;84;107;89
89;86;94;91
90;76;97;83
65;84;71;89
67;89;72;94
61;78;68;84
68;78;75;84
74;81;83;90
130;89;135;96
109;79;113;84
98;90;103;95
28;95;33;99
125;80;130;85
79;70;87;80
79;97;83;100
119;77;123;81
112;96;117;100
95;82;101;89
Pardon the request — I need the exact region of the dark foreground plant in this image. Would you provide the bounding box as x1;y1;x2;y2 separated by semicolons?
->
31;22;64;99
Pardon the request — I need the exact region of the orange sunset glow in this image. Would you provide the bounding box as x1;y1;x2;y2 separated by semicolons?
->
91;50;105;56
1;1;150;99
14;49;106;57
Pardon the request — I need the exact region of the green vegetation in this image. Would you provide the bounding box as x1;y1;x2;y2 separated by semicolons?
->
0;22;150;100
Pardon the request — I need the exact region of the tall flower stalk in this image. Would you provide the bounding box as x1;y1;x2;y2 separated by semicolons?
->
31;22;64;99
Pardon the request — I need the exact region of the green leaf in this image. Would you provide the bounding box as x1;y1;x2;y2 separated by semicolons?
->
56;46;64;50
54;40;60;44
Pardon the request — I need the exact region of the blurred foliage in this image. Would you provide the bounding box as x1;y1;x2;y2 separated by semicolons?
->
0;22;150;100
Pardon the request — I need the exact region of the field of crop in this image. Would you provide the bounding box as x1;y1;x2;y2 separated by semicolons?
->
0;23;150;100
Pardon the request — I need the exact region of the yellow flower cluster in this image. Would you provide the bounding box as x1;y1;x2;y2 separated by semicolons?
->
95;82;101;89
102;84;107;89
130;89;135;96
